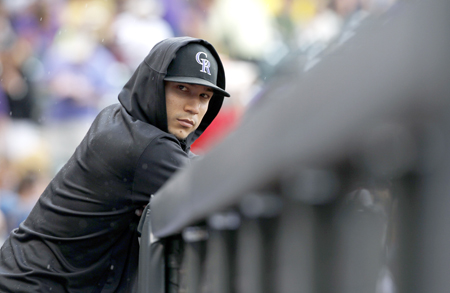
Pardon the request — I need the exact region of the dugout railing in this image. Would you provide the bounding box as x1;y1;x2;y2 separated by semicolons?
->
137;0;450;292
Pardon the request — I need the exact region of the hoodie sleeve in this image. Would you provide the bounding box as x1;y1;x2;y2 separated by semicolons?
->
131;135;190;204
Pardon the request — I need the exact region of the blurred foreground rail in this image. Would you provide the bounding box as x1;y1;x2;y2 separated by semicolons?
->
138;0;450;292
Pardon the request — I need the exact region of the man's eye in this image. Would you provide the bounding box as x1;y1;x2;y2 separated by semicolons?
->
201;94;211;100
178;85;187;91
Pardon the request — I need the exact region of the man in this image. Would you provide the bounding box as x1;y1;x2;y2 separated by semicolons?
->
0;37;230;292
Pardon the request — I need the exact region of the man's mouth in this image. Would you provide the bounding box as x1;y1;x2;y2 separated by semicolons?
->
177;118;195;128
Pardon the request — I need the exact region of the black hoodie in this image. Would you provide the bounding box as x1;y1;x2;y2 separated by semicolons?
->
0;37;226;292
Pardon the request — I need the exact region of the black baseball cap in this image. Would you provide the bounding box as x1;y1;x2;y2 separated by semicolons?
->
164;43;230;97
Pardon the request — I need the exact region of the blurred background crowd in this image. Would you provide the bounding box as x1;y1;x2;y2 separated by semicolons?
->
0;0;397;242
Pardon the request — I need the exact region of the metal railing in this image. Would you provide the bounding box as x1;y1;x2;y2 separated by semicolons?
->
138;0;450;292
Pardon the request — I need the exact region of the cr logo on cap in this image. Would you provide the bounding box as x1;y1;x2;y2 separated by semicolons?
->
195;52;211;76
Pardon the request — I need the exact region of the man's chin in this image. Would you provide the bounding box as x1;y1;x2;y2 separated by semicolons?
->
170;131;189;140
169;127;194;141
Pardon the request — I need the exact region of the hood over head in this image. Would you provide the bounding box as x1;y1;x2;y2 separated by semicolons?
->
118;37;228;150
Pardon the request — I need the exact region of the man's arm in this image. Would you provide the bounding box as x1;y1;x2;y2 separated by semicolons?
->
132;135;190;205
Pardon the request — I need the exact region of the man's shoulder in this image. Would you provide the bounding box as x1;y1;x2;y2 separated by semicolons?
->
143;134;187;159
94;104;173;141
85;105;182;161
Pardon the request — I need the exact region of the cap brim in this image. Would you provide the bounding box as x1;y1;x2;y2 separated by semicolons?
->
164;76;230;97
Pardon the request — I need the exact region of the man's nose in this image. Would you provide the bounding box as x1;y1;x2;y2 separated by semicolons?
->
185;98;201;114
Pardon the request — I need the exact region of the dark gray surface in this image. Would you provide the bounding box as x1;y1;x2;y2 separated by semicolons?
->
150;0;450;238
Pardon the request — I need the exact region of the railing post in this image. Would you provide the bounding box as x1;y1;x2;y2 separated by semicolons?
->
181;226;209;293
201;212;240;293
236;193;282;293
137;205;165;293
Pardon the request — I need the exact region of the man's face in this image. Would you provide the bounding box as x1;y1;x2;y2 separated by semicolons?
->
165;81;213;140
